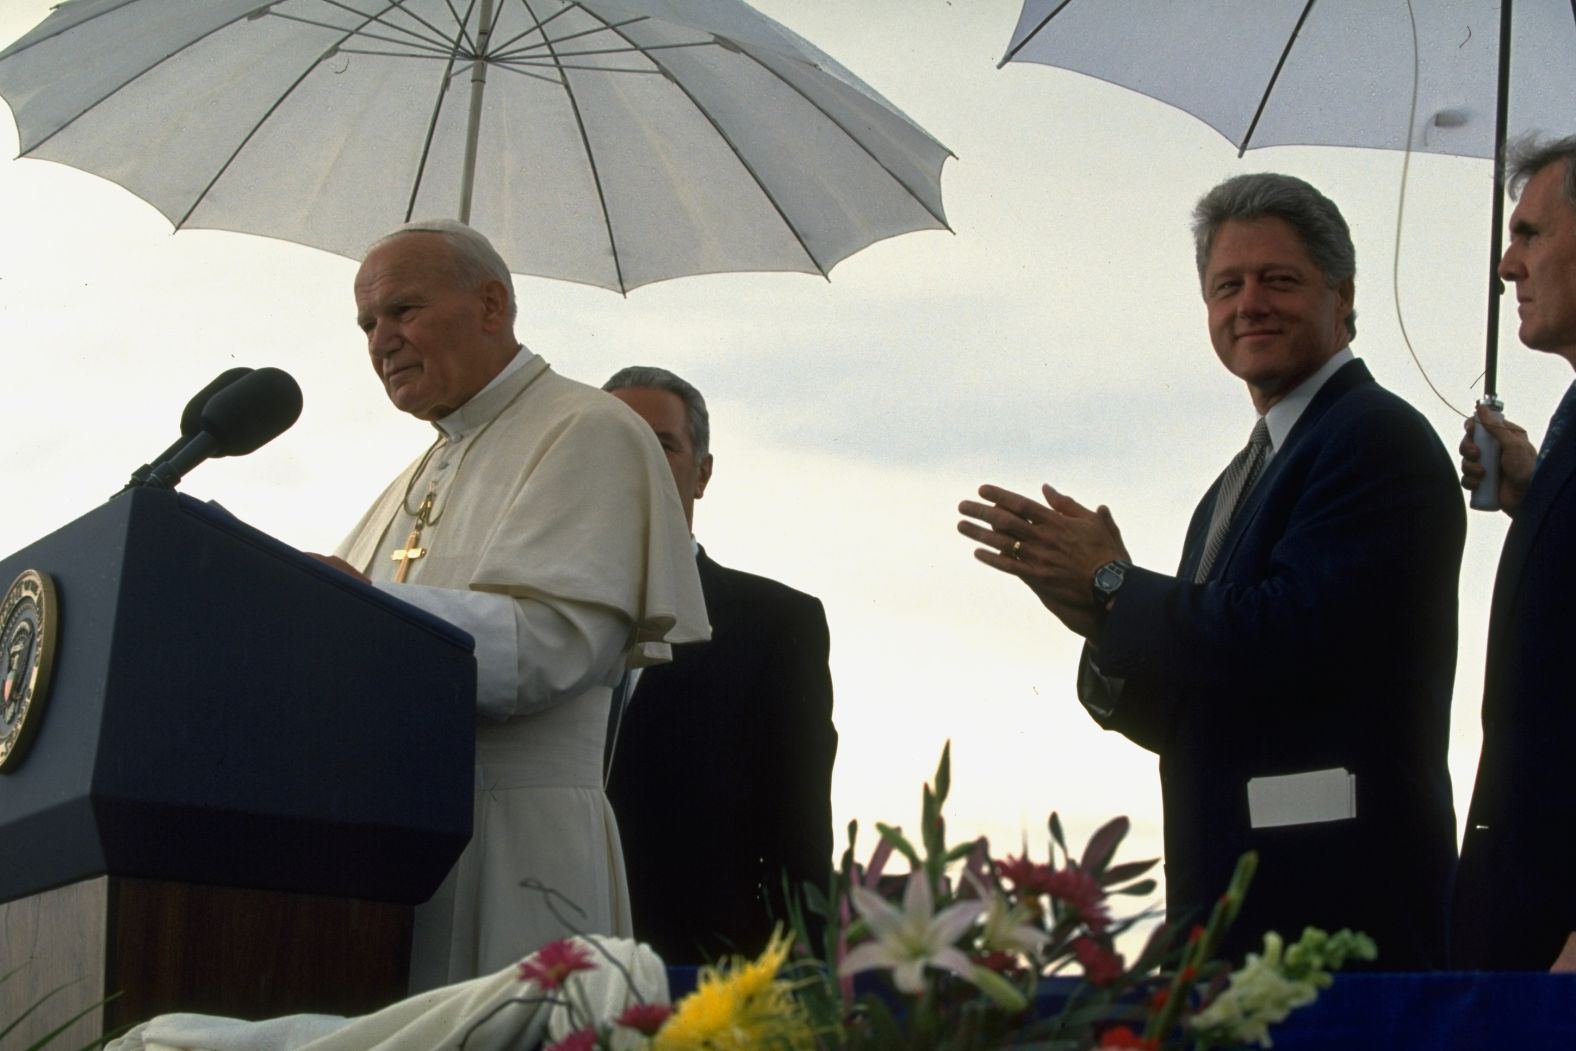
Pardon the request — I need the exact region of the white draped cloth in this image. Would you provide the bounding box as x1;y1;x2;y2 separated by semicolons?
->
103;937;669;1051
336;351;708;991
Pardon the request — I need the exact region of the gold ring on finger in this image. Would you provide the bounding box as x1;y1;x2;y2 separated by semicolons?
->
1010;540;1023;560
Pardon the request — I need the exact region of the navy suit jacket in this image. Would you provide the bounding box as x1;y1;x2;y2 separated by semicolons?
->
605;548;836;964
1083;359;1463;968
1454;391;1576;969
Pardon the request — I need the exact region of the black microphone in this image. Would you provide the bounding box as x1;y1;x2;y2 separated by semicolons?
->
124;367;255;489
144;368;304;490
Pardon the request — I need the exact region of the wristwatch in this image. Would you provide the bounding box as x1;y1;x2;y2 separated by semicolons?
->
1091;560;1132;607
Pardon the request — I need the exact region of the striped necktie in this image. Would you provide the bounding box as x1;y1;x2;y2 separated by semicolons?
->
1195;417;1272;583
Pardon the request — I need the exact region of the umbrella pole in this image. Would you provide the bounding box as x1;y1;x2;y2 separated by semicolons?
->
459;0;495;224
1483;0;1514;399
1470;0;1514;513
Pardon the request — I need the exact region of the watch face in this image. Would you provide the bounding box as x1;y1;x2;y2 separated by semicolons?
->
0;569;59;773
1094;561;1127;596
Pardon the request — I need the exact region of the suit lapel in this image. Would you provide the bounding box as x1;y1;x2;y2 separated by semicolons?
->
1204;359;1372;579
630;547;727;704
693;547;734;640
1487;418;1576;667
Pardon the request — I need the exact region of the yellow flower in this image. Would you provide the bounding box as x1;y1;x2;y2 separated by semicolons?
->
652;928;814;1051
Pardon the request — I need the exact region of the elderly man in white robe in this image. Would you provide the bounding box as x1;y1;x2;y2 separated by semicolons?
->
314;219;708;992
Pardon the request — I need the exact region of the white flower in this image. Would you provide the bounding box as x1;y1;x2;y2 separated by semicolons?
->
839;871;985;994
967;871;1049;958
1190;931;1321;1049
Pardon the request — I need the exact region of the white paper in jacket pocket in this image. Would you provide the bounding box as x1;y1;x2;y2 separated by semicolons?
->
1246;768;1356;829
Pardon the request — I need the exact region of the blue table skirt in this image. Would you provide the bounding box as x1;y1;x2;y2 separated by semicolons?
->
1269;972;1576;1050
666;969;1576;1048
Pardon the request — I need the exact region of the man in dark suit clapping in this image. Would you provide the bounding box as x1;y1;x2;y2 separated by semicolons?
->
959;173;1464;968
603;366;837;964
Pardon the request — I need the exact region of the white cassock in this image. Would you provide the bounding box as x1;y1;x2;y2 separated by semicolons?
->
336;348;708;991
103;936;668;1051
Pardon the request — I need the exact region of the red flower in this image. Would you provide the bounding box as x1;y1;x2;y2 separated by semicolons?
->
614;1002;673;1035
543;1028;598;1051
517;939;597;989
1098;1024;1159;1049
1072;936;1125;987
1044;867;1112;932
997;855;1057;895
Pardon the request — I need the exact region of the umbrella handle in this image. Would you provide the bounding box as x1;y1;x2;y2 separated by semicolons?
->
1469;397;1505;513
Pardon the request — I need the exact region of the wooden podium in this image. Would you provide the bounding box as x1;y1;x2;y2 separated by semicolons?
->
0;488;476;1046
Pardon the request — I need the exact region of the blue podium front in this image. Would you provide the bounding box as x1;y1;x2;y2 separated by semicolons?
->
0;486;476;904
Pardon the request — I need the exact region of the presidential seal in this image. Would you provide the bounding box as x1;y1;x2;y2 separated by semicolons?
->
0;569;58;772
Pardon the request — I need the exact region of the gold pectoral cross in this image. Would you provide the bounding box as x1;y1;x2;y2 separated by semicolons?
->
392;491;435;583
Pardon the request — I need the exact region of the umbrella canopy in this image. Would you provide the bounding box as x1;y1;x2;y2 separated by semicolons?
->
1000;0;1576;394
0;0;952;293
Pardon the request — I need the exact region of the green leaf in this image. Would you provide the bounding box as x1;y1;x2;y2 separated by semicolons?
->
935;741;952;808
874;822;921;868
0;975;123;1051
0;980;75;1044
944;839;982;864
1109;879;1158;897
922;784;943;862
1078;816;1129;874
839;820;860;887
802;880;832;919
968;965;1029;1012
1099;858;1158;886
1048;812;1068;858
854;994;908;1047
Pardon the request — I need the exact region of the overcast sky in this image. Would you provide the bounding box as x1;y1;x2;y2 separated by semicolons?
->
2;1;1572;945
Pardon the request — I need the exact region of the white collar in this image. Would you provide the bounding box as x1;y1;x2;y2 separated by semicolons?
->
1261;345;1353;457
434;345;532;439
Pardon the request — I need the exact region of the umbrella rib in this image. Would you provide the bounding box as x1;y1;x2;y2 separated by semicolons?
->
498;41;714;62
556;8;831;277
10;4;335;156
460;58;566;84
266;13;460;59
489;58;643;75
728;44;953;232
0;0;141;60
1237;0;1319;156
403;2;475;221
997;0;1077;68
517;0;629;292
337;46;468;59
438;0;482;54
487;2;619;57
173;4;402;230
316;0;470;55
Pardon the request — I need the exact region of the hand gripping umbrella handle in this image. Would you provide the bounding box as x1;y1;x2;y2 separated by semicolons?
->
1470;397;1505;513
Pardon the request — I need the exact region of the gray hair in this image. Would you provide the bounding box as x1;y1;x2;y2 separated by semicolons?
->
603;365;710;462
1506;133;1576;209
370;218;517;323
1192;172;1357;340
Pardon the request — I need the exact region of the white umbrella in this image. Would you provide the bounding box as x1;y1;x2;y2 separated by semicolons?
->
1000;0;1576;399
0;0;953;293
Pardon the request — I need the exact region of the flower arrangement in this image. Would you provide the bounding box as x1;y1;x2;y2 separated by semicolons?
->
500;743;1373;1050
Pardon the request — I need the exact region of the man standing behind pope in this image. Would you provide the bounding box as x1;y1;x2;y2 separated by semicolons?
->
313;219;709;991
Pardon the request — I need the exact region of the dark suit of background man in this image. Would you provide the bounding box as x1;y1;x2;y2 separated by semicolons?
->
959;173;1464;968
601;365;837;964
1455;134;1576;972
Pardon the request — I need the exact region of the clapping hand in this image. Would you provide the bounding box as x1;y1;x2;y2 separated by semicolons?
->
958;483;1128;640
